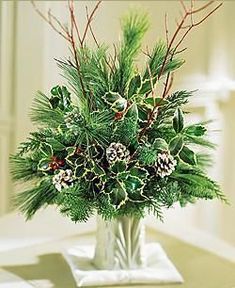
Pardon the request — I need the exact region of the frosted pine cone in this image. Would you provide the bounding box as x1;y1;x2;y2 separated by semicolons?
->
52;169;74;191
106;142;130;164
155;151;177;178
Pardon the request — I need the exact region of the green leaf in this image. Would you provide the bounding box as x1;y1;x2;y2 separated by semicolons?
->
51;85;60;96
46;138;65;151
126;103;138;120
179;146;197;165
185;125;207;137
173;108;184;133
111;161;127;174
129;166;148;179
139;77;157;95
128;74;141;98
110;181;128;209
169;135;184;155
153;138;168;151
49;97;60;109
143;97;168;108
111;98;128;112
103;92;127;112
39;143;53;157
37;158;50;171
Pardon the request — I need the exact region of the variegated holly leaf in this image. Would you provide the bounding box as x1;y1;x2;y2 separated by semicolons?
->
39;142;53;158
129;166;149;180
37;158;51;172
138;106;149;122
65;147;77;167
169;135;184;155
109;180;128;209
75;165;87;178
153;138;168;151
125;103;138;120
138;77;157;95
110;161;127;174
103;91;127;112
127;74;142;99
46;138;65;151
143;97;168;108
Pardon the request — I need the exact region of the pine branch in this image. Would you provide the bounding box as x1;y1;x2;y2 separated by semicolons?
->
30;91;64;127
14;179;58;220
112;11;149;95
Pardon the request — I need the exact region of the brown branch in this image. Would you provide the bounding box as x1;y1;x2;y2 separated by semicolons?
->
69;0;83;46
68;0;87;98
165;72;174;97
86;6;100;47
138;0;222;141
174;2;223;52
147;64;155;99
165;13;169;47
31;0;70;42
81;1;102;46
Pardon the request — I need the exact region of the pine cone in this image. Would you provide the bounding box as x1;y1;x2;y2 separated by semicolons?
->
155;151;177;178
52;169;74;191
106;142;130;164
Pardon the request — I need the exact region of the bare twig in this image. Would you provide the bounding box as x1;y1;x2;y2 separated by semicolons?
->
81;1;102;46
31;0;70;41
68;0;83;46
147;64;155;100
138;0;222;141
86;6;100;47
165;13;169;47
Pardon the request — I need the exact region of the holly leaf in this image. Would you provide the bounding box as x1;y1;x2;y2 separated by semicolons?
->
49;97;60;109
129;166;148;180
153;138;168;151
111;161;127;174
126;103;138;120
173;108;184;133
138;77;157;95
37;158;50;171
111;98;128;112
75;165;87;178
179;146;197;165
128;74;142;99
46;138;65;151
110;181;128;209
169;135;184;155
138;107;148;122
185;125;207;137
103;91;127;112
143;97;168;108
39;142;53;157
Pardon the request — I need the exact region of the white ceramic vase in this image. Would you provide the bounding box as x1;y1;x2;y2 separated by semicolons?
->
93;216;146;270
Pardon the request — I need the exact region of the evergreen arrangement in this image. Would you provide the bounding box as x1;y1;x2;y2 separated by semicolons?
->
11;1;227;222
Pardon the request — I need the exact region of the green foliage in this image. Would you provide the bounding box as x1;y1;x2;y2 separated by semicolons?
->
56;184;95;222
112;11;149;95
113;117;138;146
11;11;227;224
30;91;64;127
141;41;184;95
14;178;57;220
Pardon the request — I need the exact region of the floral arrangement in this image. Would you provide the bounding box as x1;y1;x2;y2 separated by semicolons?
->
11;1;227;222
